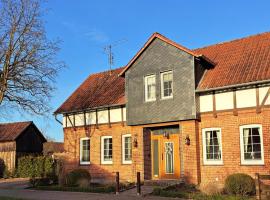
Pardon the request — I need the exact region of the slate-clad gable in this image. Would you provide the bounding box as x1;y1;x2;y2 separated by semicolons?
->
126;38;197;125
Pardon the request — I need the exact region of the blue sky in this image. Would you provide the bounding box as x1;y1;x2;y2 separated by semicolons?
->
2;0;270;141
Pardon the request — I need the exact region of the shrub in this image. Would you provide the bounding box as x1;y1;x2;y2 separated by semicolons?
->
199;181;223;195
152;187;186;198
30;177;52;187
17;156;55;178
0;158;5;178
65;169;91;187
225;173;255;196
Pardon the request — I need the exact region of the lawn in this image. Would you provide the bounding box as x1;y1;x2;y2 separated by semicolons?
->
152;184;255;200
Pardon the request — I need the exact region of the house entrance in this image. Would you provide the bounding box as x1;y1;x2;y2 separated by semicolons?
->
150;125;180;179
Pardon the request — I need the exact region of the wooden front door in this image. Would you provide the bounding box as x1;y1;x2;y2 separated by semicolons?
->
151;133;180;179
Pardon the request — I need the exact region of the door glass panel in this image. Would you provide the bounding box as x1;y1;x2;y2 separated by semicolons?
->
165;142;174;174
153;140;159;177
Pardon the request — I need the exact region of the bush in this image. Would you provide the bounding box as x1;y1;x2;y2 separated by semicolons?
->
17;156;55;178
225;173;255;196
30;177;52;187
65;169;91;187
199;182;223;195
152;187;186;198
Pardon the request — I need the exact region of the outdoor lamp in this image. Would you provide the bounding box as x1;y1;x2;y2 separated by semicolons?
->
185;135;190;145
133;135;138;148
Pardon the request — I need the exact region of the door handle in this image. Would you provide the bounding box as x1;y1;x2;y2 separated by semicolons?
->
162;153;163;160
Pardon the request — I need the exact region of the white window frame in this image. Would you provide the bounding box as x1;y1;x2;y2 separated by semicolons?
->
80;137;90;165
161;70;173;99
202;128;223;165
240;124;264;165
122;134;132;164
144;74;156;102
101;136;113;164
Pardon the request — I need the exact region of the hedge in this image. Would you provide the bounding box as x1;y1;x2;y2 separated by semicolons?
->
17;156;55;178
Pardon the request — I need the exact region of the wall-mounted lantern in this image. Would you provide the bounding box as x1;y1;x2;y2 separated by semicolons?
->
163;131;169;139
133;134;138;148
185;135;190;145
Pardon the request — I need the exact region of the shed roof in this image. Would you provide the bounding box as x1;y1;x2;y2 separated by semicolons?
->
0;121;39;142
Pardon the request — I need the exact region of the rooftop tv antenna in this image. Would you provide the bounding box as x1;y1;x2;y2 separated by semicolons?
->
103;39;127;75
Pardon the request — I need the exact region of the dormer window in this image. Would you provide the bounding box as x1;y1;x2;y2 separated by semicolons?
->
144;74;156;102
161;71;173;99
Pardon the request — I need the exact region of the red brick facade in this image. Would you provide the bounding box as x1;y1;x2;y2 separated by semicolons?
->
63;107;270;186
198;107;270;185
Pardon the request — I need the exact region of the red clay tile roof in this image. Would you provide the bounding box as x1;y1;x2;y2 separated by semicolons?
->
194;32;270;90
56;32;270;113
0;121;32;142
55;67;126;114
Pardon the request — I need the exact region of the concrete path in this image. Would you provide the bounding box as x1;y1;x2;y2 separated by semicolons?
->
0;179;185;200
0;178;30;189
0;189;184;200
120;185;154;197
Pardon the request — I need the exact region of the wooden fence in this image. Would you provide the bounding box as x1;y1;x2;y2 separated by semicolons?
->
255;173;270;200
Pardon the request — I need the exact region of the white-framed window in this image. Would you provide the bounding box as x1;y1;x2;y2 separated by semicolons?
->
144;74;156;102
101;136;113;164
240;124;264;165
80;137;90;165
122;134;132;164
161;71;173;99
202;128;223;165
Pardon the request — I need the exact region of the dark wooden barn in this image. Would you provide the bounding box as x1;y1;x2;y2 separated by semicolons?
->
0;121;47;171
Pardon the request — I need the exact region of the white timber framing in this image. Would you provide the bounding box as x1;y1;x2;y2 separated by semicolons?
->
63;105;126;128
199;85;270;114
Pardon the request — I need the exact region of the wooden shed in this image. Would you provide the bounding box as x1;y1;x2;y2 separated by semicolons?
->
0;121;46;172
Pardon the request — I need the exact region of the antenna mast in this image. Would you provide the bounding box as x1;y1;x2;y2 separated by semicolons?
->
103;39;127;75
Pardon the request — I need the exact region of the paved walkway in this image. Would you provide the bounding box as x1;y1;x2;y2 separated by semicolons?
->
0;179;184;200
0;189;183;200
0;178;29;189
120;185;154;197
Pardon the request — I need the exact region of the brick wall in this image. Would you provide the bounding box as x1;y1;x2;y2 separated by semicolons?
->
199;107;270;186
63;123;144;182
63;107;270;186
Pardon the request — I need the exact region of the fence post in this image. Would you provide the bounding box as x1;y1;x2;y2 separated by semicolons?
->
137;172;141;195
255;173;261;200
115;172;120;195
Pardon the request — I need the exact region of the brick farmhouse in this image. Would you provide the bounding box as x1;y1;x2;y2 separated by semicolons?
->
55;32;270;186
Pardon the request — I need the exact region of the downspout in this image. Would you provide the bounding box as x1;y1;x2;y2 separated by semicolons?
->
54;114;63;125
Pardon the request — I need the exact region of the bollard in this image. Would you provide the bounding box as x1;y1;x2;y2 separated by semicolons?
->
137;172;141;195
116;172;120;195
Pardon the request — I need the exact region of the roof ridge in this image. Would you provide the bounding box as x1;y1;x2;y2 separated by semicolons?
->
193;31;270;51
0;121;32;125
91;66;126;76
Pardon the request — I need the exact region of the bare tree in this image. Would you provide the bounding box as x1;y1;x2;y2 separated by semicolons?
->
0;0;64;115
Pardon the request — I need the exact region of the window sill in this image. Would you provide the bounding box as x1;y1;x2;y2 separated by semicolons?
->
203;161;223;166
240;162;264;166
80;162;90;165
101;162;113;165
161;96;173;100
145;99;156;103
